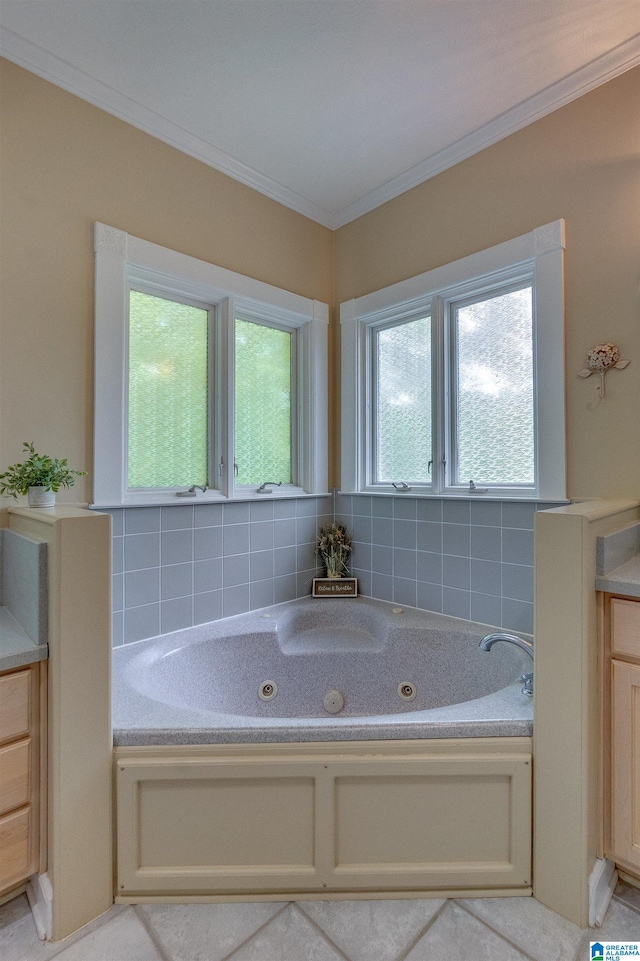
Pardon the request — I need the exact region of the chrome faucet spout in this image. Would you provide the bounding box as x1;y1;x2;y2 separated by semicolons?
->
479;631;534;696
479;631;534;659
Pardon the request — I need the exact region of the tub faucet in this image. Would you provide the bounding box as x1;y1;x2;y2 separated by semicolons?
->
479;632;534;697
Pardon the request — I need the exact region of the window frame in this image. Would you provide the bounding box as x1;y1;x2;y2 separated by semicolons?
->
94;223;328;507
340;220;566;501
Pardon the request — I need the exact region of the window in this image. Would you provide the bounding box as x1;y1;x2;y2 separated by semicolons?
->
128;289;210;490
94;223;328;506
373;314;432;484
450;283;534;488
341;220;566;500
234;317;293;486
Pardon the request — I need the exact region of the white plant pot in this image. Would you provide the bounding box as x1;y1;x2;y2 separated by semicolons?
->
28;487;55;508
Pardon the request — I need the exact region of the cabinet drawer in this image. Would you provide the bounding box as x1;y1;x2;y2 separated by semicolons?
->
0;806;32;891
611;598;640;658
0;738;31;816
0;670;32;744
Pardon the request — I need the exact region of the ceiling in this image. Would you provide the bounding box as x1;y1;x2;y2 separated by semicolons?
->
1;1;639;228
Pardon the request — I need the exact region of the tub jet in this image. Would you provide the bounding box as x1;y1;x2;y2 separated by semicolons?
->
323;690;345;714
258;680;278;701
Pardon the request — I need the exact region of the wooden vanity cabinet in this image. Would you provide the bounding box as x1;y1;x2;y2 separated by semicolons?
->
0;662;45;896
601;595;640;878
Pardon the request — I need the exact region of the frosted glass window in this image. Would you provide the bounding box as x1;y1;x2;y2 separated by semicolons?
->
454;286;534;485
374;317;431;483
128;290;208;488
235;319;292;486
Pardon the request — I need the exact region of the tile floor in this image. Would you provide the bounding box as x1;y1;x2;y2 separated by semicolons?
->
1;882;640;961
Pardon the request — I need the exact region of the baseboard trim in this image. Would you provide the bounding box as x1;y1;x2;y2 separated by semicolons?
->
27;872;52;941
0;884;27;907
618;869;640;890
589;857;617;927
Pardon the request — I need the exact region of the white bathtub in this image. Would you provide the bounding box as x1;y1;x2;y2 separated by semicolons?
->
112;596;533;744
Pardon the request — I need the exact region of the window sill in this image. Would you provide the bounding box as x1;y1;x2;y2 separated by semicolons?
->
340;490;569;505
90;490;329;510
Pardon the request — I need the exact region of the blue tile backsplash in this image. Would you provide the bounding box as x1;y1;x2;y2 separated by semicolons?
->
107;496;332;645
335;493;565;640
105;493;562;645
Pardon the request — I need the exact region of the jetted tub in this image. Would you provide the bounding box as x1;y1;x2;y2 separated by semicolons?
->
112;596;533;744
113;597;534;899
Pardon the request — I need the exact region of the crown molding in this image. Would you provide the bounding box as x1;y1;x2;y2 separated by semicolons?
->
2;27;639;231
332;33;640;228
0;28;336;229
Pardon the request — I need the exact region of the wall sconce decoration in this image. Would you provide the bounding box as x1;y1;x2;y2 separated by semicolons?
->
578;343;629;400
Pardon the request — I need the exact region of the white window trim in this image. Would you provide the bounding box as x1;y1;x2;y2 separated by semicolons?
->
340;219;566;501
94;223;328;507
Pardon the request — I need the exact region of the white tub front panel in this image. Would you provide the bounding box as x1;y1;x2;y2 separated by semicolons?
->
115;740;531;897
331;756;531;889
117;758;327;894
138;776;316;869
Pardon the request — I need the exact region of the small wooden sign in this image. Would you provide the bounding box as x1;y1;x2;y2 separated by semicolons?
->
312;577;358;597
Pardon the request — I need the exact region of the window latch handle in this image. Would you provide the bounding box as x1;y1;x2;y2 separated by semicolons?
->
257;481;282;494
392;482;412;491
468;479;488;494
176;484;208;498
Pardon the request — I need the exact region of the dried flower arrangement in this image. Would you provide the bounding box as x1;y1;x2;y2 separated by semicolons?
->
316;522;352;578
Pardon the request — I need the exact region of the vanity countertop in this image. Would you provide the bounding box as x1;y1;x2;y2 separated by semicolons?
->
595;519;640;599
0;606;48;672
595;555;640;599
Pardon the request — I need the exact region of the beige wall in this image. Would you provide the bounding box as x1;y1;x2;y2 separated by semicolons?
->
336;67;640;500
0;59;334;505
1;59;638;501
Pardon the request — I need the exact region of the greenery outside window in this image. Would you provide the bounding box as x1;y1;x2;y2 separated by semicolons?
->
373;314;432;485
449;282;534;489
234;317;294;487
128;289;210;490
341;220;566;500
94;223;328;506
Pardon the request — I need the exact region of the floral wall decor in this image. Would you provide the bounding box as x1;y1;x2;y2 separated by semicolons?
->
578;343;629;400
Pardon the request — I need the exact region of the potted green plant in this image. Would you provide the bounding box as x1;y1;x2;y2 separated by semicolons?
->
0;441;87;508
316;522;352;578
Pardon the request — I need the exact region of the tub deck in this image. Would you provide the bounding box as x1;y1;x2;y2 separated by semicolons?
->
112;597;533;746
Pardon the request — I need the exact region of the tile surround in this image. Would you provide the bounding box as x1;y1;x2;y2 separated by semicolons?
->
1;528;48;645
107;493;564;644
108;496;332;645
337;495;565;637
